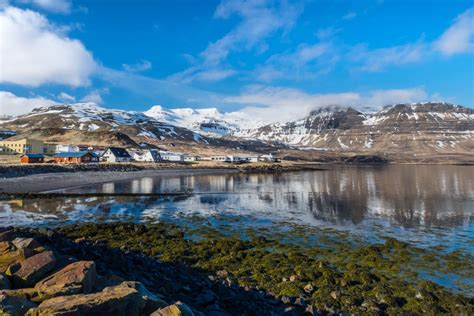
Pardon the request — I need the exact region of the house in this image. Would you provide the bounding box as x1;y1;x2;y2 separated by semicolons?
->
54;152;98;164
183;155;199;162
224;155;247;163
245;156;259;163
56;144;79;153
43;144;57;155
259;154;278;162
132;149;161;162
101;147;132;162
0;138;44;155
20;153;44;164
211;155;227;161
159;151;183;162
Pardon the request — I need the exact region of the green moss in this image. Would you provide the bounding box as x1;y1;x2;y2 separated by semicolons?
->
56;222;474;315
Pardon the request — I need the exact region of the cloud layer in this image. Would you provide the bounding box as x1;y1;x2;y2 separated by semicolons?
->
0;6;96;87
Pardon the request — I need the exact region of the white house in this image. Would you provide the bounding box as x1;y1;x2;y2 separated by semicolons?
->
133;149;161;162
183;155;199;162
159;151;183;162
245;156;259;163
259;154;277;162
56;144;78;153
211;155;227;161
101;147;132;162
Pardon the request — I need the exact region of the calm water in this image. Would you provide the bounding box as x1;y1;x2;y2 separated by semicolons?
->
1;165;473;252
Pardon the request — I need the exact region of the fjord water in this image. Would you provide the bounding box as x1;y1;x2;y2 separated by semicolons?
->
1;165;473;252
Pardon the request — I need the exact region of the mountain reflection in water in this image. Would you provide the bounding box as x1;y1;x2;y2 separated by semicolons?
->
1;165;473;249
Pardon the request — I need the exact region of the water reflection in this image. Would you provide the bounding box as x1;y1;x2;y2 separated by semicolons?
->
1;165;473;246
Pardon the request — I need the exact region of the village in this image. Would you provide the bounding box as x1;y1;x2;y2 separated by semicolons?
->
0;137;279;164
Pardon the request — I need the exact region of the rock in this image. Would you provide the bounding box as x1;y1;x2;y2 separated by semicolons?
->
0;273;11;290
281;295;293;305
0;294;37;316
11;238;41;252
294;297;306;307
195;288;216;306
0;288;38;300
303;283;314;294
34;261;96;300
151;301;195;316
215;270;228;278
7;251;56;288
289;275;297;282
120;281;168;314
330;290;340;300
26;281;143;316
0;230;14;242
0;242;27;273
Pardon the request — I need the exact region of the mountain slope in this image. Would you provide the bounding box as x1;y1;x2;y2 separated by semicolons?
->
236;102;473;158
144;105;264;137
0;103;280;154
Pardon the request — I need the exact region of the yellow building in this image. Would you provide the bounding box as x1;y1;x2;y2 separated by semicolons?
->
0;138;45;155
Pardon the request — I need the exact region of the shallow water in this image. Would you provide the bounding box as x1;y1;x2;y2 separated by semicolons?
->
1;165;473;251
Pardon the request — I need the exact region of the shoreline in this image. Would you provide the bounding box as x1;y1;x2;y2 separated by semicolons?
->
0;168;239;194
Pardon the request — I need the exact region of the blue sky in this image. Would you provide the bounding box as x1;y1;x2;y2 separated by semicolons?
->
0;0;473;121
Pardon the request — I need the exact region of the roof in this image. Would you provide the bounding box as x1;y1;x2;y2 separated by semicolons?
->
22;153;44;158
54;151;96;158
105;147;131;158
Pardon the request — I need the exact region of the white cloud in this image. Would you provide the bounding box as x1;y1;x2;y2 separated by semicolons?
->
351;41;425;72
255;41;335;81
0;91;55;116
224;86;430;122
16;0;71;14
0;6;96;87
434;7;474;56
57;91;75;102
81;90;104;104
342;12;357;21
122;60;152;73
169;0;302;83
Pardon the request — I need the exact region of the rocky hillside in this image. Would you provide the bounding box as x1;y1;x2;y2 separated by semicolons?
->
0;103;279;155
236;102;473;159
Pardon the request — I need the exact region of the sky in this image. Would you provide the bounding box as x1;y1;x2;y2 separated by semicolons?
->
0;0;473;122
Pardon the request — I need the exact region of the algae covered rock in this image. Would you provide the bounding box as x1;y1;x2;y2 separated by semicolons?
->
0;242;27;274
34;261;97;300
7;251;56;288
151;301;195;316
0;294;36;316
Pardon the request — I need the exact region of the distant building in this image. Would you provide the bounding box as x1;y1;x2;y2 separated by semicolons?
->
43;144;57;155
101;147;132;162
245;156;259;163
183;155;199;162
159;151;183;162
20;153;44;164
54;152;98;164
210;155;227;161
132;149;161;162
56;144;78;153
0;138;44;155
259;154;278;162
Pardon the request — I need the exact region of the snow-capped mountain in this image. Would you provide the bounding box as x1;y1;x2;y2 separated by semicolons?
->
144;105;264;137
0;103;215;147
238;102;473;155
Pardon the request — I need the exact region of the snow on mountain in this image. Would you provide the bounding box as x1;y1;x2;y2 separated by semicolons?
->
236;102;474;154
144;105;265;137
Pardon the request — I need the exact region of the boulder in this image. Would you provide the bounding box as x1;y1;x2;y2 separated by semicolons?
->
7;251;56;288
120;281;168;314
0;242;26;273
151;301;195;316
26;281;151;316
11;238;41;252
0;273;11;290
0;288;38;300
0;294;36;316
0;230;14;242
34;261;96;300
